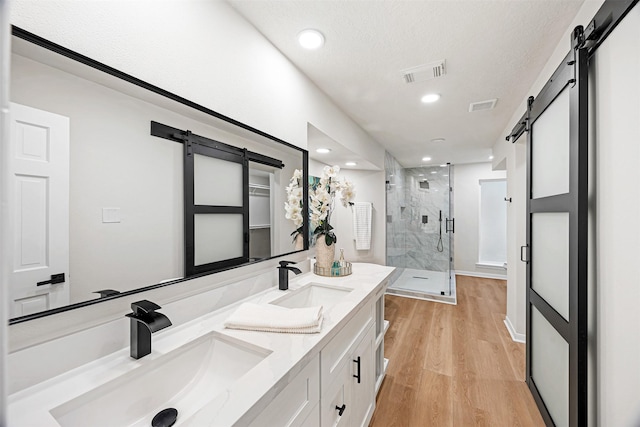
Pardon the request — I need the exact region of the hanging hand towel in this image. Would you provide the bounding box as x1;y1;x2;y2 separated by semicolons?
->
352;202;372;250
224;302;323;334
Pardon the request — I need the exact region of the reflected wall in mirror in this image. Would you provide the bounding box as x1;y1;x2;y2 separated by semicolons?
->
8;29;308;322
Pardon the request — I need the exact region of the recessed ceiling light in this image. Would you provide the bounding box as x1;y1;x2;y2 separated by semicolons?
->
298;29;325;49
418;174;424;176
315;148;331;154
345;161;357;166
422;156;432;162
421;93;441;103
431;138;446;143
431;171;437;174
489;155;494;160
443;174;449;177
440;164;447;167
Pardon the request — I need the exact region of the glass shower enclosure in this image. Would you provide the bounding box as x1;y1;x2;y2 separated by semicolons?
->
385;159;455;303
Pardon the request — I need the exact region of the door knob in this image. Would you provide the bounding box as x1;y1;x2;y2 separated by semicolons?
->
37;273;65;286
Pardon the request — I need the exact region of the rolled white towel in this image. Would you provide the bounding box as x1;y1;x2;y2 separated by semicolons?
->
224;302;324;334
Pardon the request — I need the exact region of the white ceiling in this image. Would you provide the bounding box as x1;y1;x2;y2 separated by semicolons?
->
228;0;584;168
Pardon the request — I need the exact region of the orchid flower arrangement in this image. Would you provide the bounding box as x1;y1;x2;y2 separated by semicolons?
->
285;165;356;246
309;165;355;246
284;169;305;242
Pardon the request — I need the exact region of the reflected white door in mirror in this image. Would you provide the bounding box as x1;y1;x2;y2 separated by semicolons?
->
9;103;70;317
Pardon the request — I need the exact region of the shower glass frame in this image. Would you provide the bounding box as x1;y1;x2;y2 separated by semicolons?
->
385;162;453;298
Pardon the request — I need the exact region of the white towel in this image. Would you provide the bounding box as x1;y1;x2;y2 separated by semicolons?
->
352;202;372;250
224;302;324;334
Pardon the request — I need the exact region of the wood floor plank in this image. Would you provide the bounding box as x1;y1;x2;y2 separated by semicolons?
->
411;370;453;427
370;276;544;427
492;312;526;381
423;302;453;376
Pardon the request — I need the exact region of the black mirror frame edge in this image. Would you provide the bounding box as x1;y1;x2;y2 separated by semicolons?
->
8;26;310;325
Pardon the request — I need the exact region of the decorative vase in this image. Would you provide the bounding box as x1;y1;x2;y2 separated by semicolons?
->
294;234;304;251
315;234;335;271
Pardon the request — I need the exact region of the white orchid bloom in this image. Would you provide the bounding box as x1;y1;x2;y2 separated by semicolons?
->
323;165;340;178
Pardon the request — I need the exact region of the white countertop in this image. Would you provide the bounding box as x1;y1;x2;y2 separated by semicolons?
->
8;263;394;426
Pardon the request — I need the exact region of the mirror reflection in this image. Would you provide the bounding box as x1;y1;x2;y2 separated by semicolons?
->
8;32;306;321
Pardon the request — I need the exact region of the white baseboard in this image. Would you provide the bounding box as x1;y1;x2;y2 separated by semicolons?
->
454;270;507;280
504;316;526;343
475;262;507;270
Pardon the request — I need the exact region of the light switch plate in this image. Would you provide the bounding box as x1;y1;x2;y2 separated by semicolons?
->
102;208;121;223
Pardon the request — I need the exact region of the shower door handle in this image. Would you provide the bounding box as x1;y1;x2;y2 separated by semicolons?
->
445;218;455;233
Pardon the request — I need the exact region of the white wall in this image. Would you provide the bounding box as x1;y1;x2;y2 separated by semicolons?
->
309;160;385;265
453;162;506;278
0;0;11;423
591;5;640;425
505;138;527;341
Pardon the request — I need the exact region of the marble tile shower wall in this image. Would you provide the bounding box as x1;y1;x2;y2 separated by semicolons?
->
385;152;453;272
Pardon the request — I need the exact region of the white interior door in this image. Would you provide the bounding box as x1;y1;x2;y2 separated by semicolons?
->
9;102;70;318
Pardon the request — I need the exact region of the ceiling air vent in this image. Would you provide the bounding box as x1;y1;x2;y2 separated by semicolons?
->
402;60;446;84
469;98;498;112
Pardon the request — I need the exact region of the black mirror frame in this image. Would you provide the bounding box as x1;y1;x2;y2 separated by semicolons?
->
8;26;309;325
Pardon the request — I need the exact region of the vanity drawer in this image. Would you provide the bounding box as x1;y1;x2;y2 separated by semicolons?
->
248;354;320;427
320;302;373;388
320;362;351;427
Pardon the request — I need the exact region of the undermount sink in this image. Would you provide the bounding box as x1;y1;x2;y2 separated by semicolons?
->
270;283;353;309
50;332;271;427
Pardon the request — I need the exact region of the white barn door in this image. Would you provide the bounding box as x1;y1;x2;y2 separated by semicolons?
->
9;103;70;318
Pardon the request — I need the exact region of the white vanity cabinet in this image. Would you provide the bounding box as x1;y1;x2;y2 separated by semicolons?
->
253;291;384;427
319;299;377;427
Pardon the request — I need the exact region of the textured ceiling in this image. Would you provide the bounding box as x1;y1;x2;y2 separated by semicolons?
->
228;0;584;167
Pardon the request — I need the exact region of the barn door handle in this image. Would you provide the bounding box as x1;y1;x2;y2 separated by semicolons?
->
37;273;65;286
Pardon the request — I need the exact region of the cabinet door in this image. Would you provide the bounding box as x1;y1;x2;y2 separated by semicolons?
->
350;325;376;427
249;355;320;427
321;362;351;427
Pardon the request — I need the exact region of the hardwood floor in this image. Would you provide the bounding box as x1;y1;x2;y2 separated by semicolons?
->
369;276;544;427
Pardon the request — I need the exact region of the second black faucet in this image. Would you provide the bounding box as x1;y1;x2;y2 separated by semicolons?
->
277;261;302;290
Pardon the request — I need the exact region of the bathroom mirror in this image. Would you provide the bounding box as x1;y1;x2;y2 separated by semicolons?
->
8;28;308;323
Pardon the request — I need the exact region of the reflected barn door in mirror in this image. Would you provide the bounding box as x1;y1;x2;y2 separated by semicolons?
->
184;133;249;276
9;103;70;317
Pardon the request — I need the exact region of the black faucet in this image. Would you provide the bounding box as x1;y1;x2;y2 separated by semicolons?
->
278;261;302;290
125;300;172;359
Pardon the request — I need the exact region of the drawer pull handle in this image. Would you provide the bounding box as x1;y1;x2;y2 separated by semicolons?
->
335;404;346;416
353;356;361;383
